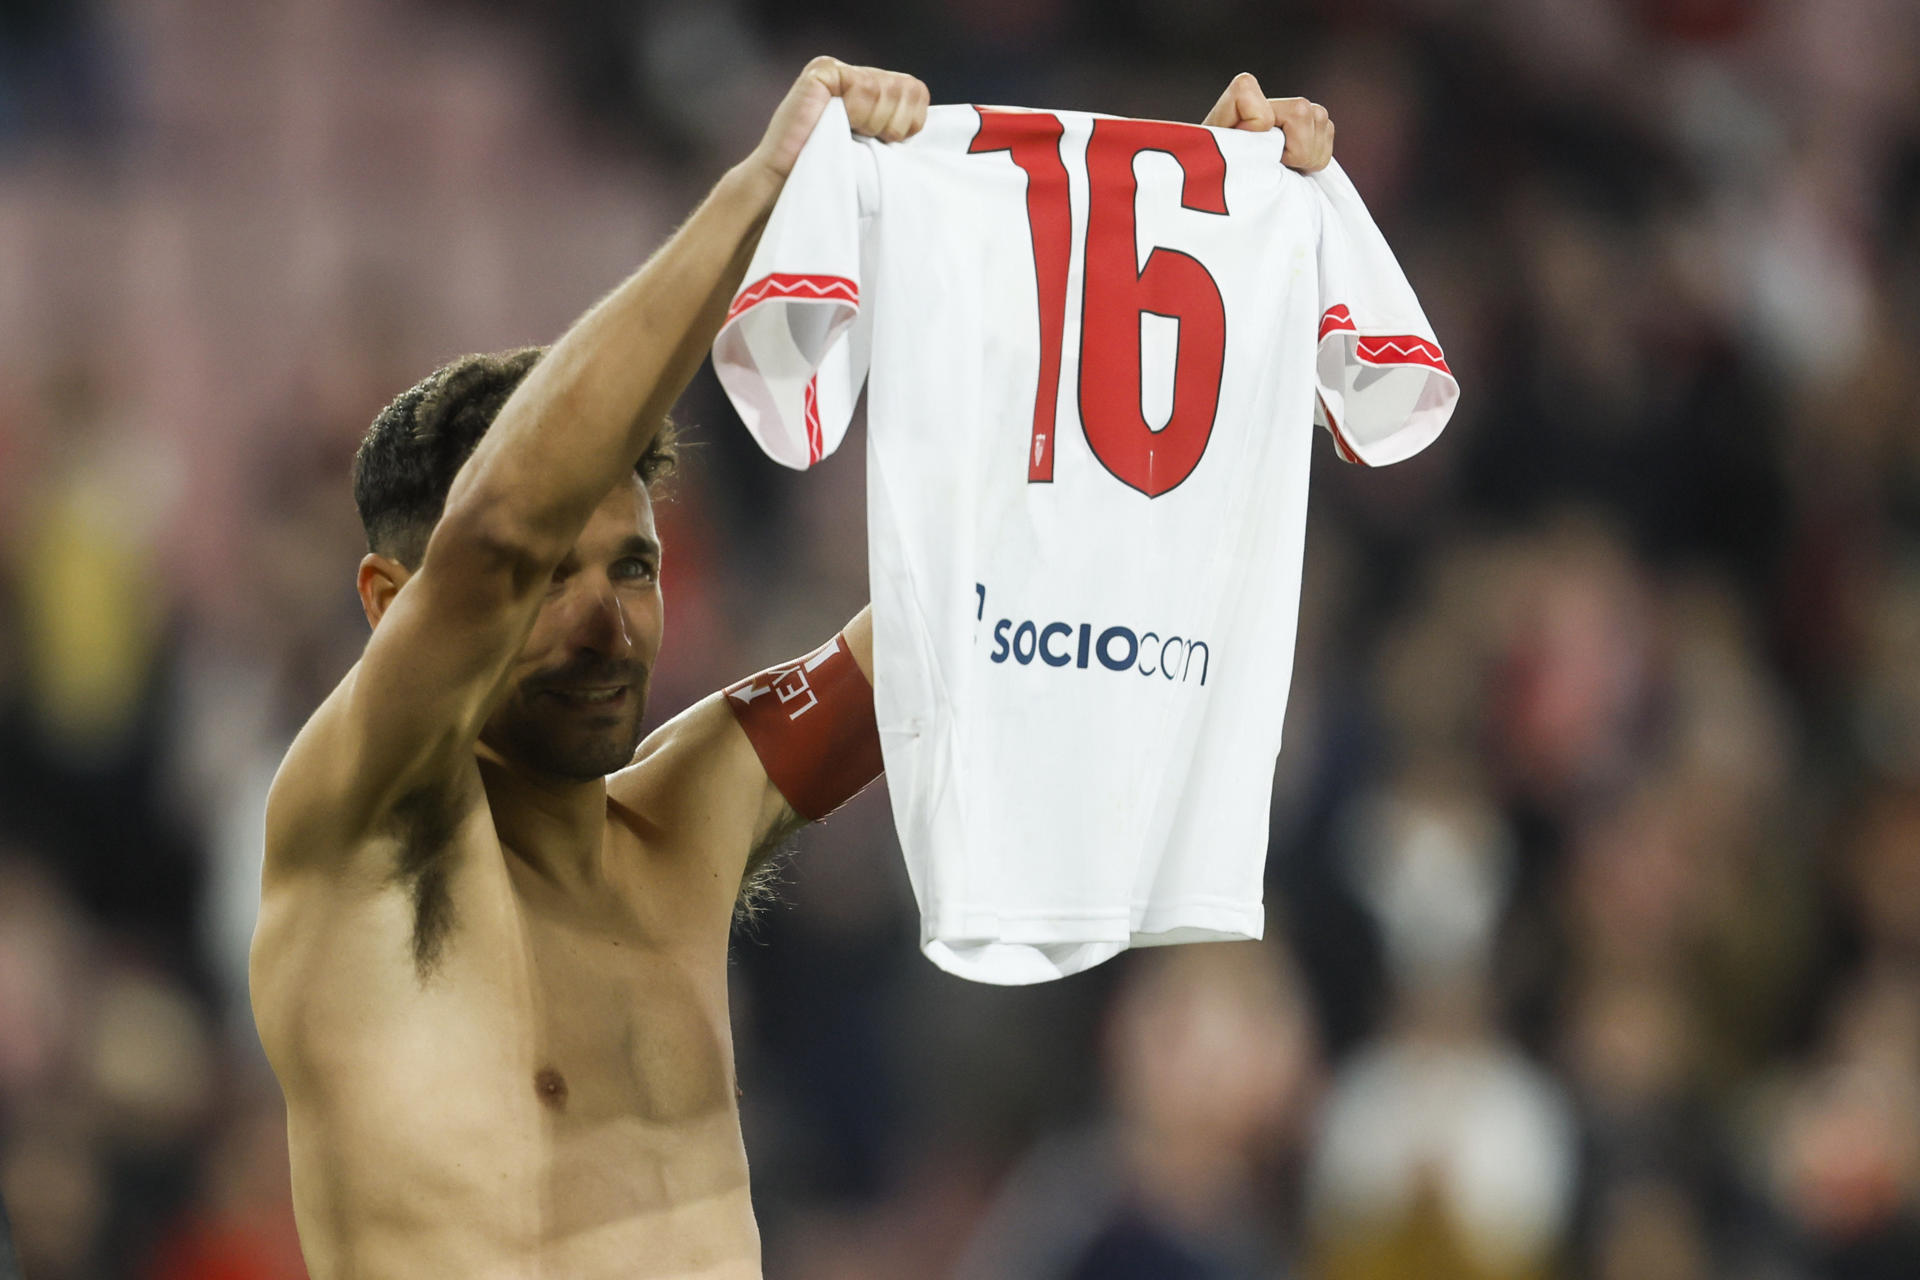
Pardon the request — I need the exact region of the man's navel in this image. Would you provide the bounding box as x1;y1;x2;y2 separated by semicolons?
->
534;1067;569;1111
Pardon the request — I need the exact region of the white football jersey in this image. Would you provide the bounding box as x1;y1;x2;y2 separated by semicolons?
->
715;99;1458;984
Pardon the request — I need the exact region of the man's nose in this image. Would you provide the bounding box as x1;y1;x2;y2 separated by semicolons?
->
574;580;635;656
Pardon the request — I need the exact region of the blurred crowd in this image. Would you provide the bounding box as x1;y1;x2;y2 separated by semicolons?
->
1;0;1918;1277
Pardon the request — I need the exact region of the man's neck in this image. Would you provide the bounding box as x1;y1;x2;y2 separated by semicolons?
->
476;747;609;890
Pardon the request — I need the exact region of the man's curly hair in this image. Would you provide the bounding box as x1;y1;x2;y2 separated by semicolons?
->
353;346;679;568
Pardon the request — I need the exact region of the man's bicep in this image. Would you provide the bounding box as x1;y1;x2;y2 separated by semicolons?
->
843;605;873;682
295;552;540;845
613;696;787;894
613;624;884;891
261;669;472;888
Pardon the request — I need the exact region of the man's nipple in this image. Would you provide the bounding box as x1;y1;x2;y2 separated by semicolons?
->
534;1067;569;1111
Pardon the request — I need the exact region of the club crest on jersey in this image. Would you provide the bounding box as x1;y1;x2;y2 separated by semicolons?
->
977;584;1209;685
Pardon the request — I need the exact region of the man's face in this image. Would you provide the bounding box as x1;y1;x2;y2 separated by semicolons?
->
482;478;664;781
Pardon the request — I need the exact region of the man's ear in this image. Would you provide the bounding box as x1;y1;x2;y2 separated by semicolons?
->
357;553;413;630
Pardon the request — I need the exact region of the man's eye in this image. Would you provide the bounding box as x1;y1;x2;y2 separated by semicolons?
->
615;558;657;582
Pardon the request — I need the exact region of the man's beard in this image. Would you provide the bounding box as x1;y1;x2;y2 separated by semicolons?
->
492;667;651;781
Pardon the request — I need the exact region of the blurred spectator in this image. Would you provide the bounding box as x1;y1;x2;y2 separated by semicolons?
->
1760;970;1920;1280
956;940;1318;1280
1308;777;1579;1280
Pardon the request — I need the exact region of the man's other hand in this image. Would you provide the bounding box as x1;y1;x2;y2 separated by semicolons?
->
1203;72;1334;173
748;57;931;185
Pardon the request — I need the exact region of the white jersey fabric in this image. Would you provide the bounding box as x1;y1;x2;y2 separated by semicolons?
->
714;99;1458;984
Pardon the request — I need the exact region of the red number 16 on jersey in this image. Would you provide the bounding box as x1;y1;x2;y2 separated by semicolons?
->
968;109;1230;498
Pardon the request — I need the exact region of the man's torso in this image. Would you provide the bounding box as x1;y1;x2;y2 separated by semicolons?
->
252;715;761;1280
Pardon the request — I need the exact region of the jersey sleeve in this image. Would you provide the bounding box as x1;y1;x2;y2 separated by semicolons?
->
1307;159;1459;467
712;97;873;470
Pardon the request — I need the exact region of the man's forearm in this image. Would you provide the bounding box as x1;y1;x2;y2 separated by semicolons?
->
424;57;930;575
437;160;782;564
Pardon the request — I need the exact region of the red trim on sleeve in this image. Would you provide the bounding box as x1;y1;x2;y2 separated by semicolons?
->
1318;305;1356;341
1356;334;1452;375
803;374;824;465
1318;304;1452;376
1317;391;1367;467
726;272;860;324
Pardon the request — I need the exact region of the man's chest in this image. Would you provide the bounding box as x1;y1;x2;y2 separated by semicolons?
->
268;831;738;1134
505;881;738;1127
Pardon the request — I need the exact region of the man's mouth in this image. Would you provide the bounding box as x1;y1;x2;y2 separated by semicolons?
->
544;685;630;710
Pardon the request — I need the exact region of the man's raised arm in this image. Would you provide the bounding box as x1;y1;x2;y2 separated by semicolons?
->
449;62;928;579
265;60;929;868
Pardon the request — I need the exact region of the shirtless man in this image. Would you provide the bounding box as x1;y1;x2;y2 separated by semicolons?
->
251;58;1334;1279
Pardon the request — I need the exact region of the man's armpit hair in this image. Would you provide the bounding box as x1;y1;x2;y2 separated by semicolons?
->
733;806;806;928
733;837;795;929
385;786;465;981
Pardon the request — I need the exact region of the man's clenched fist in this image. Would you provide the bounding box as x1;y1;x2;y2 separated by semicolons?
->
1203;72;1335;174
748;57;931;185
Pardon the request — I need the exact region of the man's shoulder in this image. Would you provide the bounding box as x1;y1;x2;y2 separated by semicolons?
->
609;692;751;811
265;666;361;849
265;662;485;886
606;691;771;858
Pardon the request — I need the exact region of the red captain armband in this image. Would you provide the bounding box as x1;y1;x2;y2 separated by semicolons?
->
724;634;884;822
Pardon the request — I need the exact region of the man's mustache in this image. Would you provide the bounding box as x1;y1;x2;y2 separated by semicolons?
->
526;658;648;692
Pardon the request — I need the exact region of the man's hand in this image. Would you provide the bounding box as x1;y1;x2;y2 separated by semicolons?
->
746;57;931;187
1203;72;1334;173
